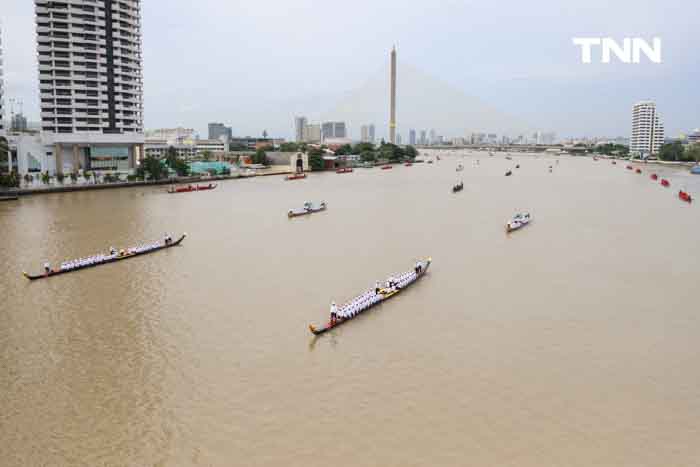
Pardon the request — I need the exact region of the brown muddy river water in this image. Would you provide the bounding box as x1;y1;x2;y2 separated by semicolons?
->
1;152;699;466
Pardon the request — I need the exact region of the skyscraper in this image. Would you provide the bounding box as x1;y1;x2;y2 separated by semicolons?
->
294;116;307;142
389;46;397;144
396;133;402;145
419;130;427;145
35;0;144;173
208;122;232;141
360;125;369;142
322;121;346;141
368;123;375;143
429;129;436;145
630;101;664;157
409;129;416;145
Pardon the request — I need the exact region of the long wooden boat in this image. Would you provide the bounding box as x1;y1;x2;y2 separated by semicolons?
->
23;234;186;280
168;184;216;193
336;168;353;174
286;173;307;180
288;202;327;217
308;258;432;335
381;165;393;170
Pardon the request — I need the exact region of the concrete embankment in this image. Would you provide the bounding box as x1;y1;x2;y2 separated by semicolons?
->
0;166;294;197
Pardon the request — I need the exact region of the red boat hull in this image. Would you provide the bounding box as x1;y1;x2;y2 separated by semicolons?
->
650;174;658;180
679;191;692;203
336;168;353;174
635;168;642;174
286;173;307;180
661;179;670;187
381;165;392;170
169;184;216;193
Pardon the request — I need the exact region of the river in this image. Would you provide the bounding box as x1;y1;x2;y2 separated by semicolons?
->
1;152;699;466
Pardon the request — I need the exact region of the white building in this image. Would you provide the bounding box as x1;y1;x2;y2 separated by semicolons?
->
302;123;321;143
35;0;144;173
687;129;700;145
630;101;664;157
322;121;346;141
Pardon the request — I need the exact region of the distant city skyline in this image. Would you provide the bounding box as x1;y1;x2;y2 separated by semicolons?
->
2;1;698;140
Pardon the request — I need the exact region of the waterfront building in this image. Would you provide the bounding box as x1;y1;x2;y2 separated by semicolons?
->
294;116;307;142
35;0;145;174
322;121;346;141
630;101;664;157
145;127;196;145
208;122;232;142
409;129;416;145
687;129;700;145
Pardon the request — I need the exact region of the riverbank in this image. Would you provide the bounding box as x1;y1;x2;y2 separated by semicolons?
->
0;165;293;197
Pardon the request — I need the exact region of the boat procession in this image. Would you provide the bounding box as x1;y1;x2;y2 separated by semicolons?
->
23;234;185;280
309;258;431;335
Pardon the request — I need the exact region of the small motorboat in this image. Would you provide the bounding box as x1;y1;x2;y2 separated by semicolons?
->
381;165;393;170
505;170;512;176
404;162;413;167
336;167;353;174
661;179;670;187
691;165;700;175
452;182;464;193
286;173;307;180
636;168;642;174
505;156;512;160
506;212;531;233
612;160;617;165
593;156;599;161
288;201;327;217
515;164;520;169
427;160;434;164
650;173;658;180
167;183;217;193
456;164;464;172
679;191;692;203
626;165;633;170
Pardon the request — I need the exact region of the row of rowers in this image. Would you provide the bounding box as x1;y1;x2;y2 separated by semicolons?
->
44;234;175;273
329;263;423;321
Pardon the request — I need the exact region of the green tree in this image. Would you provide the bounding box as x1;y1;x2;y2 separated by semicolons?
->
0;137;9;172
41;171;51;185
307;147;324;171
24;173;34;186
360;151;376;162
685;144;700;162
658;142;685;162
252;148;268;165
279;142;299;152
137;155;166;180
201;150;213;161
380;143;405;162
165;146;190;176
334;144;353;156
404;145;418;159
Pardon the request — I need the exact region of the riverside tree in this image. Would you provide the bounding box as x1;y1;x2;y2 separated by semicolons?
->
165;146;190;176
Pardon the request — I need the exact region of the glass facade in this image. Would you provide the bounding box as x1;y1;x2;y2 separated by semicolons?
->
88;146;130;171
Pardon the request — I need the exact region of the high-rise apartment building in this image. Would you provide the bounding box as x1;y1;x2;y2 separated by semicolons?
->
360;124;369;143
409;129;416;146
630;101;664;156
208;122;232;141
322;121;346;141
368;123;375;143
303;123;321;143
294;116;307;142
419;130;427;145
35;0;144;173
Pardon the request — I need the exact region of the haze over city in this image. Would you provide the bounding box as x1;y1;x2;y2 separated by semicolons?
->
2;0;698;139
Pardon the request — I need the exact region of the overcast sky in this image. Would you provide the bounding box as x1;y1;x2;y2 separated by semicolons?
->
2;0;698;140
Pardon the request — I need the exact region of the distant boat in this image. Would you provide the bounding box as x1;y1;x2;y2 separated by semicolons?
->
506;213;531;233
636;168;642;174
679;191;692;203
404;162;413;167
661;179;670;187
691;165;700;175
336;167;353;174
381;165;393;170
288;201;327;217
452;182;464;193
456;164;464;172
167;183;216;193
650;173;658;180
286;173;307;180
505;170;512;176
